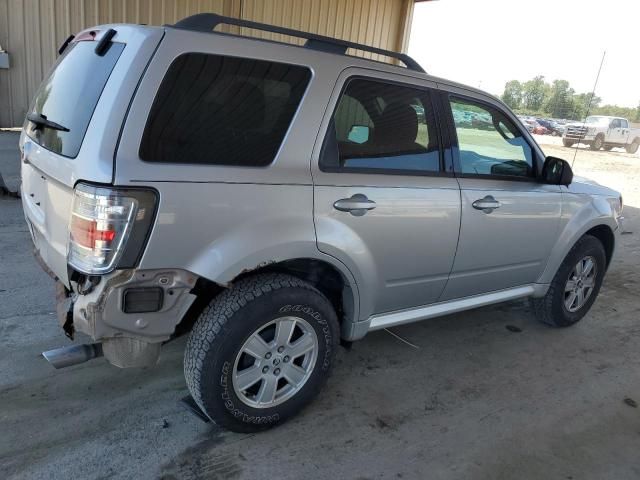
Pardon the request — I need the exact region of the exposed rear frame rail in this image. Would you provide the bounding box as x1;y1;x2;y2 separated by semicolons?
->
170;13;425;73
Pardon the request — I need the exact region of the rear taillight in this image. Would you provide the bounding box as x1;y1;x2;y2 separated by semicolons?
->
68;183;157;275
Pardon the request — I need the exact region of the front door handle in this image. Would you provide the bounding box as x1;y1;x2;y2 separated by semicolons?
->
333;194;376;216
472;195;501;213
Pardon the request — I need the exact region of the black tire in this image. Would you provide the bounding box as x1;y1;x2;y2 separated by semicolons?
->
184;273;339;433
626;140;639;154
531;235;606;327
562;138;574;147
590;134;604;150
603;145;613;151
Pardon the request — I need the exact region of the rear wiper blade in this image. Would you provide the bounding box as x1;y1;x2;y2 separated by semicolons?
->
27;113;70;132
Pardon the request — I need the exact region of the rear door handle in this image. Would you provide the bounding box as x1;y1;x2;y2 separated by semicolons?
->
472;195;501;213
333;194;376;216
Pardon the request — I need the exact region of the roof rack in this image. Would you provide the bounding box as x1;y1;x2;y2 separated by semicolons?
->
170;13;425;73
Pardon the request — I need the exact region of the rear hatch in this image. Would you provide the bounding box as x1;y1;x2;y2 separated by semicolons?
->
20;25;163;286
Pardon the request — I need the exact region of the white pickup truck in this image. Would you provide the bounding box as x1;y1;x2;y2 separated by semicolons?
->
563;115;640;153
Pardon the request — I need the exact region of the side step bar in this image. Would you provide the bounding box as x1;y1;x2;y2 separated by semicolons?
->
42;343;103;369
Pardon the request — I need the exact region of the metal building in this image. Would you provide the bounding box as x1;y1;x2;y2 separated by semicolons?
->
0;0;420;127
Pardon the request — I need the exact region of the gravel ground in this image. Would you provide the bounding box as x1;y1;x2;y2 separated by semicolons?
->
0;134;639;479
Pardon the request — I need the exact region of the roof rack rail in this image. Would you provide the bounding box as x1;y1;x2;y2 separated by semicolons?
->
170;13;425;73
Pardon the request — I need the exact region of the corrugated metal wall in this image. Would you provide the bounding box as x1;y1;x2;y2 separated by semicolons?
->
0;0;414;127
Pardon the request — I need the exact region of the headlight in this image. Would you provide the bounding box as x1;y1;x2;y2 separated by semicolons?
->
608;195;623;217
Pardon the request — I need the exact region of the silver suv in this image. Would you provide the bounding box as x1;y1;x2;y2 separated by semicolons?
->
20;14;624;432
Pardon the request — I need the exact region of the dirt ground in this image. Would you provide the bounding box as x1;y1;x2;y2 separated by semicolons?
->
0;134;639;480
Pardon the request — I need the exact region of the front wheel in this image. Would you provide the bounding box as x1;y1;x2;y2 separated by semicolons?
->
626;140;639;154
590;135;604;150
184;274;339;432
562;138;574;147
531;235;606;327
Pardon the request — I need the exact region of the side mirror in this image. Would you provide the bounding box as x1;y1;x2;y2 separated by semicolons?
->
542;156;573;186
347;125;370;144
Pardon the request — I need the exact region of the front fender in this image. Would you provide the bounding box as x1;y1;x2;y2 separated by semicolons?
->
537;192;618;286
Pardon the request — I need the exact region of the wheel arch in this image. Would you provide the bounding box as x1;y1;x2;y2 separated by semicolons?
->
232;257;359;335
538;192;618;285
538;218;616;285
184;255;361;341
584;224;615;268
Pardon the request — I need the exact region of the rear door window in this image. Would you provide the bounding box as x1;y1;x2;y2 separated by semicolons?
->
320;78;441;174
139;53;311;167
25;41;125;158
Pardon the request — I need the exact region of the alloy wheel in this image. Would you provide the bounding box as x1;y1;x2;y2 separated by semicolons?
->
564;256;597;312
232;316;318;408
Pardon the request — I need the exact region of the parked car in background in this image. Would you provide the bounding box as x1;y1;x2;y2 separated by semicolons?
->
531;121;548;135
536;118;564;136
517;116;535;133
517;117;547;135
20;14;624;433
563;116;640;152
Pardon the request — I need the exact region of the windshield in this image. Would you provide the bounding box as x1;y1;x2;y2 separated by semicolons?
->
24;41;124;158
585;116;609;125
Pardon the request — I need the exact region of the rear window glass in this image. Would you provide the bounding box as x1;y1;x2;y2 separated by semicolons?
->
25;41;125;158
139;53;311;167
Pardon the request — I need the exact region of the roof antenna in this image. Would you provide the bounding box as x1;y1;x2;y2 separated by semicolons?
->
572;50;606;168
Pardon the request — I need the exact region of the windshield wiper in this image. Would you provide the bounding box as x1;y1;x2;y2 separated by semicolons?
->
27;113;70;132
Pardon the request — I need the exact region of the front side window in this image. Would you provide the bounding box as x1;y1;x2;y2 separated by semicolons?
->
620;119;629;129
139;53;311;166
321;78;441;174
450;98;533;178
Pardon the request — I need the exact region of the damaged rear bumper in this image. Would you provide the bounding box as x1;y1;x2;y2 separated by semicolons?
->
53;267;198;367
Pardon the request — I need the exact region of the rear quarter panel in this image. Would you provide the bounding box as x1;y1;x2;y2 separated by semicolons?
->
114;28;360;312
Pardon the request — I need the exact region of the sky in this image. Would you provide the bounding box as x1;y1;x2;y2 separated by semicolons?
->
408;0;640;108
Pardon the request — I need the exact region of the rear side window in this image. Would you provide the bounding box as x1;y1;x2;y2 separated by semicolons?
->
139;53;311;166
25;41;125;158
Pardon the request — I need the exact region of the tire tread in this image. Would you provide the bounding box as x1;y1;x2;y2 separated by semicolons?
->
531;234;605;327
184;273;323;424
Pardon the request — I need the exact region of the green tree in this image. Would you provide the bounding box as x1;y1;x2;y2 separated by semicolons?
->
522;76;548;111
591;104;635;119
635;101;640;122
565;92;601;120
501;80;523;110
544;80;574;118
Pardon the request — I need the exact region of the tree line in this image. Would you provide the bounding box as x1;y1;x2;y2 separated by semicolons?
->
501;76;640;122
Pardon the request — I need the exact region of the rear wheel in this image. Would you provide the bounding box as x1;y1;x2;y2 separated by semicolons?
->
531;235;606;327
184;273;339;432
626;140;639;154
590;134;604;150
562;138;574;147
